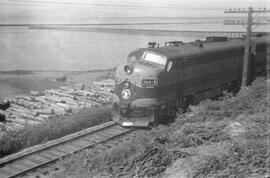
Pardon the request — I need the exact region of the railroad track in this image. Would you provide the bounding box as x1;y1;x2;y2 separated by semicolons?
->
0;121;131;178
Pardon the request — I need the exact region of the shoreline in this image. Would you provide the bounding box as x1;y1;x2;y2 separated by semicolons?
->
0;67;115;74
0;68;116;98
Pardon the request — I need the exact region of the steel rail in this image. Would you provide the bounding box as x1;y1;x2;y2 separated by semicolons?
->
0;121;131;178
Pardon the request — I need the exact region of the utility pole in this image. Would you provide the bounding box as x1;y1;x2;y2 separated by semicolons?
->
242;7;253;86
224;7;270;86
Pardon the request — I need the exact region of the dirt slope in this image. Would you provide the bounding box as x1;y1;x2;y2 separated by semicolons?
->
23;77;269;178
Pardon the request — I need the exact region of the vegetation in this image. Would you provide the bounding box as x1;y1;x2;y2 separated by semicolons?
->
0;106;112;157
57;77;269;178
0;70;34;75
0;69;116;157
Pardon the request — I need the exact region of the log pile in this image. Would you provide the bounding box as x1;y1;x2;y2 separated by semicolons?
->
0;79;115;131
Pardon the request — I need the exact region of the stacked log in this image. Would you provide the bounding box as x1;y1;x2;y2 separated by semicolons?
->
45;89;77;99
4;122;24;130
40;95;66;103
0;122;6;132
35;108;55;115
12;104;39;116
93;79;115;88
12;99;42;110
59;86;75;91
72;90;97;97
77;97;101;107
0;78;115;131
16;95;34;102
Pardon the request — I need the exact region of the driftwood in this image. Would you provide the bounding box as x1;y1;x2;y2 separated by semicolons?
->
19;112;44;121
49;105;66;115
93;80;115;87
56;96;78;105
11;104;39;116
35;109;55;115
45;89;76;99
59;86;75;92
4;112;22;121
64;108;73;113
16;95;34;102
44;95;65;103
5;117;40;125
93;89;114;97
0;122;6;130
73;83;86;90
30;91;43;96
72;90;97;97
55;103;73;113
1;79;116;129
5;122;24;130
34;97;49;104
9;108;38;119
56;102;70;108
34;97;57;107
78;97;101;107
13;100;38;109
38;114;51;120
85;97;106;105
70;100;89;107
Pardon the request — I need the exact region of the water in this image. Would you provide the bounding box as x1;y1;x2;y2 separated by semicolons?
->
0;26;195;71
0;17;269;71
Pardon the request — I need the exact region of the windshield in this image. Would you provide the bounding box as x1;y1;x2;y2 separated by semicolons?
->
142;52;167;66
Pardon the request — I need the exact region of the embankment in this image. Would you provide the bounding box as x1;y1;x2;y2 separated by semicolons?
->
54;77;269;178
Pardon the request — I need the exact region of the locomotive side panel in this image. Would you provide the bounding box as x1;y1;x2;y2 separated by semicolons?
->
252;43;267;76
181;48;244;102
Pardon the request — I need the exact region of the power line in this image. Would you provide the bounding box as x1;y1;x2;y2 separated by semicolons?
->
0;0;224;10
224;7;270;86
225;8;270;13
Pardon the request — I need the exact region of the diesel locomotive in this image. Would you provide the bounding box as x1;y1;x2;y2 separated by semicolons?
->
112;36;269;127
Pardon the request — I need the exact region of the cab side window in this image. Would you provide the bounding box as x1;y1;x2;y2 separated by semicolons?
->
169;60;179;71
127;52;141;61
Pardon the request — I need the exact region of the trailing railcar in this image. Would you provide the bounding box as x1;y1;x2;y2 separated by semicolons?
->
112;36;269;127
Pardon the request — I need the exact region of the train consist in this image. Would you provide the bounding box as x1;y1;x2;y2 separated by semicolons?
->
112;36;269;127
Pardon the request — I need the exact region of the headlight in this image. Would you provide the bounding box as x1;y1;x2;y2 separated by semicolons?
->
123;81;131;89
121;89;131;100
124;65;133;75
142;79;158;87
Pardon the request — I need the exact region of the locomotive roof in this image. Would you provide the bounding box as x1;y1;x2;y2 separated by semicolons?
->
141;36;269;60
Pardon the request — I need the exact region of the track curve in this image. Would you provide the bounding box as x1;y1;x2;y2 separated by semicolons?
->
0;121;131;178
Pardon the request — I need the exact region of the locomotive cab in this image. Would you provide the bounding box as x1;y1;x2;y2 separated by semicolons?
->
112;46;178;127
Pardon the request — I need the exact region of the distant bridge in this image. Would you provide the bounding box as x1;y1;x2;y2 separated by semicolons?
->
28;25;268;38
83;28;249;38
1;24;267;38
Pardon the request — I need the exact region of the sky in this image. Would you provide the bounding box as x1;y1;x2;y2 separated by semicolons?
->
0;0;269;21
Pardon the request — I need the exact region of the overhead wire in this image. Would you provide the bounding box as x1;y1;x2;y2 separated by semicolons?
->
0;0;224;10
